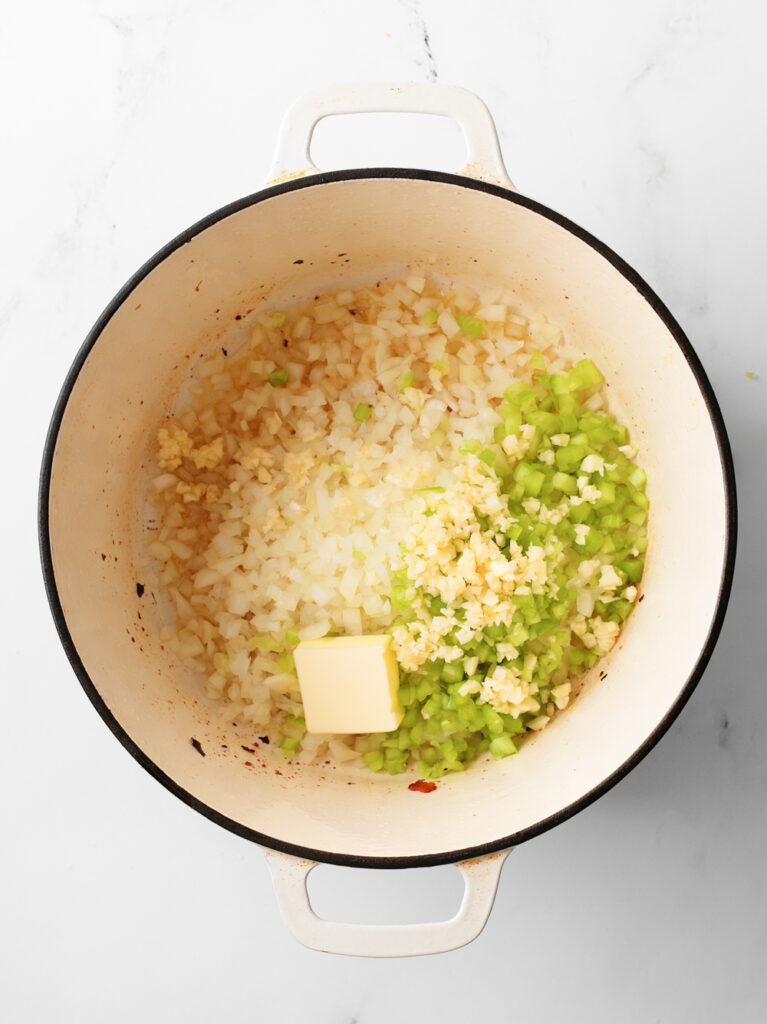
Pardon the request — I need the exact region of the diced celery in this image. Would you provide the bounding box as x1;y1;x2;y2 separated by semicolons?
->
527;409;559;433
528;352;547;371
456;314;484;337
522;468;545;496
441;661;464;684
581;528;605;554
618;558;644;583
398;684;415;706
432;359;450;374
391;585;412;611
568;358;604;390
353;402;373;422
478;449;496;467
397;371;415;392
269;369;289;387
555;444;588;471
481;704;504;736
625;505;648;526
280;736;300;757
599;512;622;530
284;628;300;647
276;652;295;674
415;678;434;703
459;439;483;455
633;490;650;510
628;466;647;488
490;735;517;758
552;471;578;495
595;481;616;506
272;311;286;326
363;750;384;771
422;309;439;325
411;721;425;745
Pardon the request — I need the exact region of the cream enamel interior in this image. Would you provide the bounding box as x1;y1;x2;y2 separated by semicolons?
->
47;176;728;860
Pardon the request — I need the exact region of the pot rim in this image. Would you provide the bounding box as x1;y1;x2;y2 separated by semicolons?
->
38;167;738;869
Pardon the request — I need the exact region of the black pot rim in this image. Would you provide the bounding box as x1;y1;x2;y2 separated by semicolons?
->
39;167;738;869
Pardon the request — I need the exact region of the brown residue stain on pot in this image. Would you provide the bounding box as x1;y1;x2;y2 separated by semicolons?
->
408;779;437;794
267;168;310;185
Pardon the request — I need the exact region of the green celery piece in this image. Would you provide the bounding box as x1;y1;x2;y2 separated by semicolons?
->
481;704;504;736
363;750;384;771
397;371;415;392
595;481;616;506
276;652;295;674
555;443;588;471
398;683;415;706
528;352;547;371
391;585;412;611
618;558;644;583
402;706;418;728
422;659;443;680
549;373;571;395
611;599;634;621
600;512;622;530
589;423;615;444
490;735;517;758
628;466;647;488
422;309;439;325
522;468;545;496
552;471;578;495
459;439;483;455
478;449;496;467
354;402;373;422
581;528;606;554
632;490;650;510
410;720;426;745
415;680;434;708
456;314;484;337
556;393;579;416
272;311;286;326
568;358;604;390
269;369;289;387
280;736;301;757
527;409;559;434
441;661;464;684
625;505;648;526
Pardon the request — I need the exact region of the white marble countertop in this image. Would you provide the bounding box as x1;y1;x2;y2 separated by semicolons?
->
2;0;765;1020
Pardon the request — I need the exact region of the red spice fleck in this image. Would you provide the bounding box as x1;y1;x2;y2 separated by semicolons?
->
408;780;437;794
275;769;282;776
244;761;253;767
195;280;202;291
135;303;142;310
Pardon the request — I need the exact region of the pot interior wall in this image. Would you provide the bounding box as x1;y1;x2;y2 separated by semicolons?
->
47;176;728;860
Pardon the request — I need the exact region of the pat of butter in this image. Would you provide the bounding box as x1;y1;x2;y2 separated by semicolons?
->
294;635;403;734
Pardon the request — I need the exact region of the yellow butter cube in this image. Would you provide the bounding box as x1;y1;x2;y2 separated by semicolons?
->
294;635;403;734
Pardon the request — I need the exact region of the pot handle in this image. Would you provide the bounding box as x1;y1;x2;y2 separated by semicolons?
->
262;846;511;957
268;82;515;189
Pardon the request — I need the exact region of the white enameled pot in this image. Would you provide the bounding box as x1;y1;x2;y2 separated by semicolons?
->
40;84;736;957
